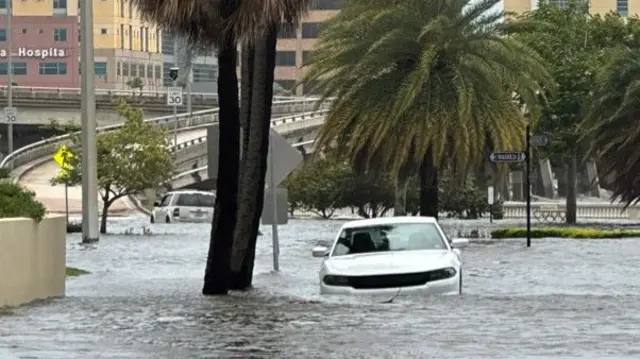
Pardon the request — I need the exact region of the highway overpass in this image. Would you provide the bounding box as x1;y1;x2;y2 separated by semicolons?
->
4;98;331;216
0;86;299;126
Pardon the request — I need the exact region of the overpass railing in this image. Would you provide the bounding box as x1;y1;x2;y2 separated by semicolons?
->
0;85;302;103
0;99;330;171
168;109;329;181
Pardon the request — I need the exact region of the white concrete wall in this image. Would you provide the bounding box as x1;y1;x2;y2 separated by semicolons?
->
0;215;66;308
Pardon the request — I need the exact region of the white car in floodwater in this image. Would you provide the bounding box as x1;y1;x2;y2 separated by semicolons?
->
312;216;469;296
150;190;215;224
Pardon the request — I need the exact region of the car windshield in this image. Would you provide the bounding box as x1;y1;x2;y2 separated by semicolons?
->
331;223;447;256
175;193;215;207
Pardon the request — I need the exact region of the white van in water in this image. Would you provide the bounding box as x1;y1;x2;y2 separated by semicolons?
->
151;190;215;223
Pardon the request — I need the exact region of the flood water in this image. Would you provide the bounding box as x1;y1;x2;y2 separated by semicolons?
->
2;217;640;358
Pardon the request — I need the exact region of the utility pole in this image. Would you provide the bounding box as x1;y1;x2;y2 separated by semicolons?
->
6;0;13;162
172;35;178;145
525;123;532;248
80;0;99;243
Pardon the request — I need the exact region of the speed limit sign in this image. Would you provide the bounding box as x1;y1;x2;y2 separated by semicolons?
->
166;87;183;106
4;107;17;123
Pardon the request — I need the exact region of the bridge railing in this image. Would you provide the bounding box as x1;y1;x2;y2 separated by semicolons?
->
168;109;330;181
0;98;330;171
0;85;306;103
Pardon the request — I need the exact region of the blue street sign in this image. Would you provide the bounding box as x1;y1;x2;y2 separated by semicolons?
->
489;152;526;163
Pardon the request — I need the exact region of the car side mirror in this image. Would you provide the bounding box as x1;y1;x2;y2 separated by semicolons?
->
312;246;329;257
154;200;162;207
451;238;469;249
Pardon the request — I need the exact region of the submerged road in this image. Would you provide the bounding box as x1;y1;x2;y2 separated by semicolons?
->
1;217;640;358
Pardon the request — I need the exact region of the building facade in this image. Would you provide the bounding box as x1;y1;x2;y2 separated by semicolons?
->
504;0;640;16
274;0;343;95
0;0;163;90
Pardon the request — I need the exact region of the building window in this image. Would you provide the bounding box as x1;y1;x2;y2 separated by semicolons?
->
95;62;107;76
54;28;67;41
156;29;161;53
128;25;133;50
128;0;133;18
120;0;125;17
131;62;138;77
192;63;216;83
617;0;628;16
310;0;344;10
120;24;124;49
278;24;296;39
302;22;323;39
122;62;129;76
11;62;27;75
117;61;121;76
155;64;161;79
0;63;6;75
0;29;6;42
53;0;68;15
39;62;68;75
101;29;107;35
0;0;6;14
146;65;153;78
302;51;315;66
275;51;296;67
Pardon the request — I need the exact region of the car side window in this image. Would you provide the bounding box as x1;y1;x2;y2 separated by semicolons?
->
160;194;172;207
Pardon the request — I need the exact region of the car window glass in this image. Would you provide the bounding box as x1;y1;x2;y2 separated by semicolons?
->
175;193;215;207
159;194;172;206
331;223;446;256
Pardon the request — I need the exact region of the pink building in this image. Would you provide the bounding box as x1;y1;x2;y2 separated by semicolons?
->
0;16;80;88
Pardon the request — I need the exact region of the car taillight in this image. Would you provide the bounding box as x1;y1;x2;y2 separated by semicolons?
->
173;208;180;217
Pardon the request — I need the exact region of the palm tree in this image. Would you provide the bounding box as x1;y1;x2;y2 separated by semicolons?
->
304;0;553;217
134;0;310;293
582;46;640;207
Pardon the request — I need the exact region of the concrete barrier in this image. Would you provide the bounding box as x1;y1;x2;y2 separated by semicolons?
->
0;215;66;308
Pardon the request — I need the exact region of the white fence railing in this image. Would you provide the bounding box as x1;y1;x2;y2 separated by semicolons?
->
0;85;308;102
0;99;329;171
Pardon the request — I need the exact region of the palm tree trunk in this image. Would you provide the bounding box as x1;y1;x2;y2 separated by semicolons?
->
229;25;278;289
565;152;577;224
202;34;240;296
228;43;254;290
394;165;410;216
419;151;439;218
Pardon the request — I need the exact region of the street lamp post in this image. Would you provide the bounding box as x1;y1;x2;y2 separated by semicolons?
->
80;0;99;243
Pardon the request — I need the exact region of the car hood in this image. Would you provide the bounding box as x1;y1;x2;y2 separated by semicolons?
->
325;250;458;276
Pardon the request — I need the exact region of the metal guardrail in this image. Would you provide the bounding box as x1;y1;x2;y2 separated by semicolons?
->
0;99;329;171
0;85;308;102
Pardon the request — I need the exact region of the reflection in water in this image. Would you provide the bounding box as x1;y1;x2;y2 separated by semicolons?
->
2;218;640;358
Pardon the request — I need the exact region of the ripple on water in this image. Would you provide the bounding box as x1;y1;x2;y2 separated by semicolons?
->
2;217;640;358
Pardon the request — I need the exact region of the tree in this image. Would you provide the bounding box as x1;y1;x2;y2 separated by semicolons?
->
582;46;640;207
133;0;310;294
126;77;145;91
53;103;174;234
304;0;552;219
513;5;636;223
0;181;46;222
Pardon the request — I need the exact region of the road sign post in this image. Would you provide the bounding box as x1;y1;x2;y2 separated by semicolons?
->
4;107;17;123
54;145;73;226
167;87;183;145
488;186;494;223
525;125;532;247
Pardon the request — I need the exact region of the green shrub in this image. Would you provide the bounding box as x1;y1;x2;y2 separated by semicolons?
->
0;182;46;222
66;267;90;277
0;167;10;179
491;227;640;239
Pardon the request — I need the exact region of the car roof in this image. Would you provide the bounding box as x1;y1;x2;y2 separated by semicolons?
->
167;190;214;196
340;216;438;230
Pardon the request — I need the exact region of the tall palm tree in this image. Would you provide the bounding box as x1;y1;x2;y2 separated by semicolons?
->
304;0;553;217
582;46;640;207
134;0;310;293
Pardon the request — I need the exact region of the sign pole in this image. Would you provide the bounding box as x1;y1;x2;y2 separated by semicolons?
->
525;123;532;247
269;140;280;272
488;186;494;224
80;0;99;243
6;0;13;166
65;181;69;225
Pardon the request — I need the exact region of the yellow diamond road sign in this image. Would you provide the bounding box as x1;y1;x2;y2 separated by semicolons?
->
54;145;73;170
